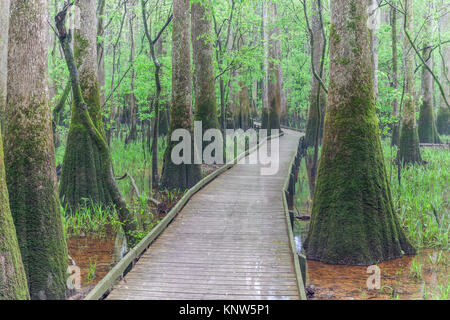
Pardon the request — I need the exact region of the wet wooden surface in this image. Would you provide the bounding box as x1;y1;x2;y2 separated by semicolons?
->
107;130;302;300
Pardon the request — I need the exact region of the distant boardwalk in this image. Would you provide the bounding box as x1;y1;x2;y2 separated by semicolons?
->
107;130;303;300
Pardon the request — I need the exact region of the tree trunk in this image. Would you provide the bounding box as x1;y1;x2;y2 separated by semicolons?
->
399;0;421;164
0;0;10;134
0;0;29;298
304;0;326;147
390;5;400;146
267;1;281;131
127;3;137;142
418;19;441;144
304;0;415;265
160;0;202;191
56;3;139;246
192;0;219;132
5;0;67;299
60;0;114;209
97;0;106;106
436;3;450;135
0;132;29;300
261;0;269;129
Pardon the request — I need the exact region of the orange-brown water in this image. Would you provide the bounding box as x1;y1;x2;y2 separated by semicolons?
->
67;235;117;299
306;249;448;300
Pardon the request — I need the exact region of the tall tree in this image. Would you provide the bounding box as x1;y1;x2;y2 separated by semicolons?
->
436;2;450;135
160;0;202;190
418;6;441;144
55;3;138;245
126;1;137;143
304;0;415;265
59;0;113;209
398;0;422;164
0;0;10;133
267;1;281;131
141;0;173;191
261;0;269;129
0;1;29;298
5;0;68;299
390;4;400;146
192;0;219;133
304;0;326;148
0;131;29;300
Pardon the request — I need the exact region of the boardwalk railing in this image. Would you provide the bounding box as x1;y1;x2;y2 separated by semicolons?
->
84;131;285;300
282;132;307;300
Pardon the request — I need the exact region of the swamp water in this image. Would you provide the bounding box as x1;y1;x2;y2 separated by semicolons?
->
293;157;449;300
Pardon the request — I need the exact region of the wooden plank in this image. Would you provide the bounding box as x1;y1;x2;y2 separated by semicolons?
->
92;130;306;300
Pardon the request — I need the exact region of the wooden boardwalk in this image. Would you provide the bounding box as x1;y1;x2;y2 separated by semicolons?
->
106;130;303;300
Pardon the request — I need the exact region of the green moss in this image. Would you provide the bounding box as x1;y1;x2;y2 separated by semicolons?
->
5;97;67;299
436;107;450;135
194;99;219;132
418;101;441;144
0;134;29;300
330;24;340;43
337;57;351;65
305;5;415;263
74;32;89;67
399;123;422;164
160;137;202;191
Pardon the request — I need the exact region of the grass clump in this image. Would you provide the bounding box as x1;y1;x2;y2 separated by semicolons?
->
382;141;449;249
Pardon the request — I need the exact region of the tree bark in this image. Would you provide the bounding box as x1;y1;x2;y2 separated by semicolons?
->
127;4;137;143
0;0;10;134
0;0;29;299
436;3;450;135
399;0;422;164
6;0;68;299
267;1;281;131
261;0;269;129
192;0;219;132
418;12;441;144
390;5;400;146
304;0;415;265
55;3;139;246
304;0;326;148
160;0;202;190
60;0;114;209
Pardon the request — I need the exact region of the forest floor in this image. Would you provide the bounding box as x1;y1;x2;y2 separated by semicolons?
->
294;138;450;300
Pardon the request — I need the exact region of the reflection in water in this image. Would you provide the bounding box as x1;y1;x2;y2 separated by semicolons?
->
294;235;302;254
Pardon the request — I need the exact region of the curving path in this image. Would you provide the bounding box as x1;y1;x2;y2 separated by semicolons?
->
106;129;303;300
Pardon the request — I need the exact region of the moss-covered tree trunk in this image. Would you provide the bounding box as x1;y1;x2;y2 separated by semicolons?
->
0;121;29;300
390;5;400;146
304;0;415;266
418;35;441;144
304;0;326;148
0;5;28;299
55;3;139;246
160;0;201;191
399;0;421;164
59;0;113;209
0;0;10;134
192;0;219;133
5;0;68;299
